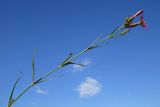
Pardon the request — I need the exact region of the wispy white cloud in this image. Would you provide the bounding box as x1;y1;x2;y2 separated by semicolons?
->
76;77;101;98
72;58;91;72
36;87;48;95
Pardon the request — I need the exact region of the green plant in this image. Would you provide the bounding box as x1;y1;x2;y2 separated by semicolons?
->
7;10;146;107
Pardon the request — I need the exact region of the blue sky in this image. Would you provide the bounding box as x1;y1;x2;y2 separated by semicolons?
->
0;0;160;107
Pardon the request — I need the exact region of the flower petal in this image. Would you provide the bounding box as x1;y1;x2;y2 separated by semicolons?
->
140;16;147;28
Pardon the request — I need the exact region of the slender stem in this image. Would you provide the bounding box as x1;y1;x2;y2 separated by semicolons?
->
40;25;124;81
41;38;101;80
42;65;61;79
69;26;124;61
8;24;125;107
92;25;124;46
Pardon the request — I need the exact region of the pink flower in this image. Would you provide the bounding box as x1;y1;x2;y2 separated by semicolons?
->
139;16;147;28
124;10;146;28
128;10;144;23
126;16;147;28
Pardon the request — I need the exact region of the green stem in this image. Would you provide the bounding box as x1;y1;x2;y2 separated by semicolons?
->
8;24;125;107
42;65;61;79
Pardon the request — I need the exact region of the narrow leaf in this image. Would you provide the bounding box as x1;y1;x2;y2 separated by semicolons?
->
120;29;130;35
33;78;43;85
8;77;21;107
61;53;74;67
73;63;85;67
63;53;73;63
85;45;100;52
107;34;117;39
32;55;35;83
62;61;74;67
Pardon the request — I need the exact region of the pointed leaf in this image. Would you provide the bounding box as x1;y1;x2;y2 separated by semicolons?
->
61;53;74;67
8;77;21;107
120;29;130;35
107;34;117;39
62;61;74;67
32;55;35;83
85;45;100;52
32;49;37;83
73;63;85;67
62;53;73;63
33;78;43;85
